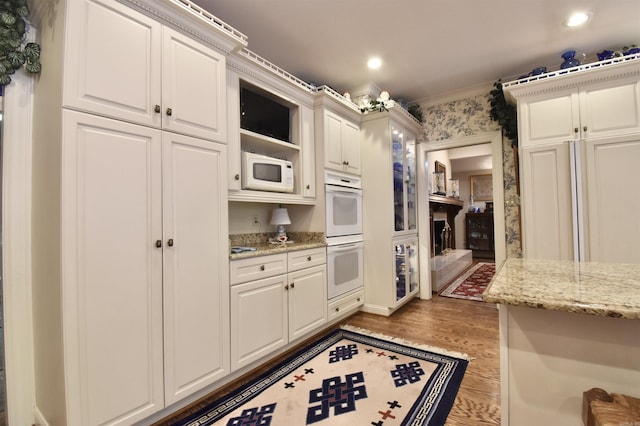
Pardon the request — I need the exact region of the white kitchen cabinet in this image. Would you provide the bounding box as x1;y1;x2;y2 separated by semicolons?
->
360;108;422;316
161;131;230;405
519;76;640;148
230;248;327;370
328;289;364;322
230;273;289;370
505;58;640;262
64;0;228;143
62;110;229;423
226;57;317;204
315;89;362;175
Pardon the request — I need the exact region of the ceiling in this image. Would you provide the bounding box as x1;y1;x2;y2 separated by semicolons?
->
194;0;639;104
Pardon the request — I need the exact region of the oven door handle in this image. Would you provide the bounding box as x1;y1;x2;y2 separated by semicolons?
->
325;185;362;195
328;243;362;252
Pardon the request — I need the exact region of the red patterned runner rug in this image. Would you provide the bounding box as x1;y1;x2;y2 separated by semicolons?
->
439;262;496;301
175;326;469;425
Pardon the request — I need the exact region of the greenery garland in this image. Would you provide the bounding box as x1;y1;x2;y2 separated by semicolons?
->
0;0;41;86
489;79;518;147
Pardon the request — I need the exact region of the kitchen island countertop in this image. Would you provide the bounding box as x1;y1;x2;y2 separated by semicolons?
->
483;258;640;319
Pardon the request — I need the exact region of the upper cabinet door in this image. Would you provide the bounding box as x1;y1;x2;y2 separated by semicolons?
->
63;0;162;127
162;27;227;143
342;120;361;175
519;89;580;147
579;77;640;140
324;111;345;170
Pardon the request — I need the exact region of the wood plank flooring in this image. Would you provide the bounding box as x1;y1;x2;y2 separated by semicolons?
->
154;295;500;425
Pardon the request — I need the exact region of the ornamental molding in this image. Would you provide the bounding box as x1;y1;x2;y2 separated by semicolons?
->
503;55;640;102
118;0;247;55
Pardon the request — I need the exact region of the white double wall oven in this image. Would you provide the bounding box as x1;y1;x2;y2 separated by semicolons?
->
325;170;364;300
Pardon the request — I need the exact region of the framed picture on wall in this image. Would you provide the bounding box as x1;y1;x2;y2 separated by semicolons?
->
433;161;447;194
470;174;493;201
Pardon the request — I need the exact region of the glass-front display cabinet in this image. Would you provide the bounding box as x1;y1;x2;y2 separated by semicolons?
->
394;237;419;303
392;125;417;233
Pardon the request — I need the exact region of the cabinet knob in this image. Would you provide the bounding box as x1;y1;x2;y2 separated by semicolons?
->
574;127;579;134
583;126;587;133
357;297;361;302
167;239;174;247
260;265;265;271
290;282;295;289
155;240;162;248
306;184;310;189
284;284;289;291
154;104;161;113
235;174;240;180
307;256;312;261
342;161;348;165
166;107;173;116
335;307;340;312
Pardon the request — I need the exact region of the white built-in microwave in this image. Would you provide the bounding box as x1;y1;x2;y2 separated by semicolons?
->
241;152;294;193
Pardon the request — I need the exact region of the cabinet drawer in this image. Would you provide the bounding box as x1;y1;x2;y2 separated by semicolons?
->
287;247;326;272
230;254;287;285
328;289;364;322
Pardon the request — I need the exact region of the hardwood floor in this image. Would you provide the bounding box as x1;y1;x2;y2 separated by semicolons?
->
154;295;500;425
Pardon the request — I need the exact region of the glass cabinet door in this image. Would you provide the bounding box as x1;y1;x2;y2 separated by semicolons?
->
394;239;419;302
394;242;407;301
406;241;418;294
406;133;417;231
392;126;405;232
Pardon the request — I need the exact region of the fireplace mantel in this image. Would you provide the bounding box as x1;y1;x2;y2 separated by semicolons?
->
428;194;464;208
429;195;464;256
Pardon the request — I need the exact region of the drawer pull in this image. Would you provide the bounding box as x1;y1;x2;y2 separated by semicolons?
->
260;265;265;271
307;256;312;261
335;307;340;312
357;298;361;302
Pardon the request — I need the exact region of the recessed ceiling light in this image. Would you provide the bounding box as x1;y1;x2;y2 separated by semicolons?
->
367;57;382;69
565;12;590;27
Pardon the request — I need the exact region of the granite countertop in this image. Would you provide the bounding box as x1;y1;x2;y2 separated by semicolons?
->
483;258;640;319
229;232;326;260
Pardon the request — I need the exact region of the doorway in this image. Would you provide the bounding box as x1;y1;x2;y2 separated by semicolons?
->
417;131;505;297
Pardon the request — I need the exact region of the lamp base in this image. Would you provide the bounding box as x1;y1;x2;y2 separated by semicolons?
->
274;225;288;243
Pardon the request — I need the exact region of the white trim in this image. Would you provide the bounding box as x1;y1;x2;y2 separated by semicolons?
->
417;131;505;298
2;63;36;424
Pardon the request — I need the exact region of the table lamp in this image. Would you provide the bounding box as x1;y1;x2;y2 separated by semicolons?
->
270;207;291;242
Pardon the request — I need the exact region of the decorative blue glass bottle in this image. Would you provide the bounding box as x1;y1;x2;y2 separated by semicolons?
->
560;50;580;69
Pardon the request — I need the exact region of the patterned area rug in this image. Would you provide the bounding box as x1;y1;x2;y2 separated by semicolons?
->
176;326;469;425
439;262;496;301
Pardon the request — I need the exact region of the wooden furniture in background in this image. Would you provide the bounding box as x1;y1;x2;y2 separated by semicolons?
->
466;212;495;259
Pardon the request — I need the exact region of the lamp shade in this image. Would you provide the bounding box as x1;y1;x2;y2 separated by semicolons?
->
270;208;291;226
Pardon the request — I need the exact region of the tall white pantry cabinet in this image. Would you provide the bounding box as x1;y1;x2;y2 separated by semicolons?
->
30;0;245;424
503;58;640;263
